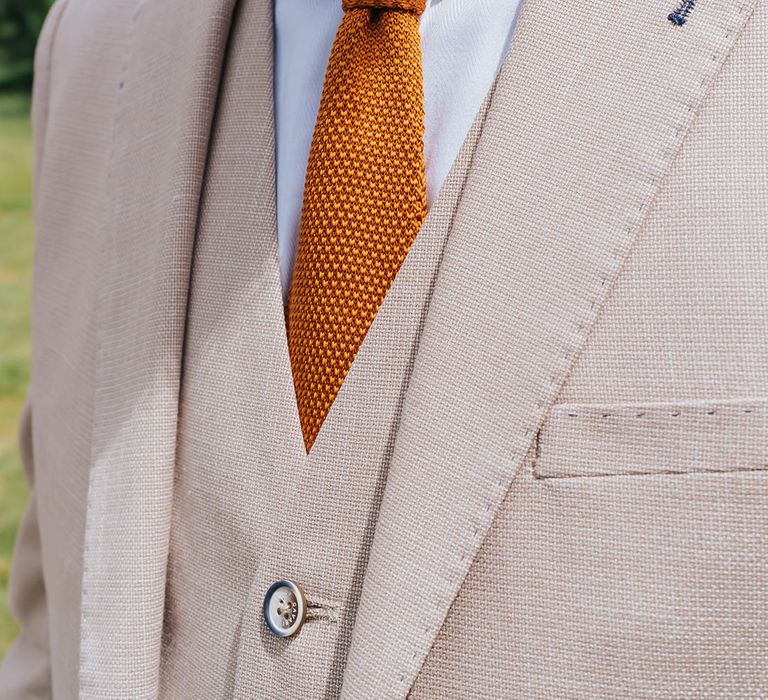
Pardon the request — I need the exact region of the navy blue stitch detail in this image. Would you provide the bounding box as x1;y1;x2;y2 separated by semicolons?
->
668;0;696;26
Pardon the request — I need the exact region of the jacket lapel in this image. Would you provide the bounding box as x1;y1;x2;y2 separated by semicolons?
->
78;1;238;697
341;0;757;696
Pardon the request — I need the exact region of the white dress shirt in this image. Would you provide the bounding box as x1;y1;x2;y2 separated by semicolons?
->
274;0;523;299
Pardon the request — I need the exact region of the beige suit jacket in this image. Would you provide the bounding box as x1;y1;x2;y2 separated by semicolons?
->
1;0;767;697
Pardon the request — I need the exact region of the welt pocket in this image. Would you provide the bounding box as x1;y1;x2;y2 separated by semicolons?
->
535;398;768;479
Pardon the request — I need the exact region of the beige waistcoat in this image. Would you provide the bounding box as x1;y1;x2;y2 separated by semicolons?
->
1;0;767;697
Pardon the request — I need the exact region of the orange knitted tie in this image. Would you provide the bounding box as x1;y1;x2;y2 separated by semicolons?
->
287;0;428;451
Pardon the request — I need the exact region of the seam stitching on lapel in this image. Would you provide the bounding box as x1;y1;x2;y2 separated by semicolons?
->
389;76;521;696
397;1;758;695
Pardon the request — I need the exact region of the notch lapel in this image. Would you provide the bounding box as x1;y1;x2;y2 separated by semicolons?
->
341;0;758;696
78;1;238;697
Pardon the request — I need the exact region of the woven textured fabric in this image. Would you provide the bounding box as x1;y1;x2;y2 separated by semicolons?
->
6;0;768;696
287;0;428;451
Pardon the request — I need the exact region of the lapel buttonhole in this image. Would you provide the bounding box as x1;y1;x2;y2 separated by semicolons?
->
668;0;696;25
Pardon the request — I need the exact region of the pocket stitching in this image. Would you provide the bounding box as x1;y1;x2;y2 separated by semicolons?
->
535;399;768;480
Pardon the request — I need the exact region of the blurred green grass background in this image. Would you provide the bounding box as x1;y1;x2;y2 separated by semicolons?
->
0;91;34;654
0;0;59;656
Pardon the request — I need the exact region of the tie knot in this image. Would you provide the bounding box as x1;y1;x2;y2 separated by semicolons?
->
342;0;427;14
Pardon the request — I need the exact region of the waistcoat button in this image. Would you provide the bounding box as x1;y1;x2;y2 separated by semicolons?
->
263;580;307;637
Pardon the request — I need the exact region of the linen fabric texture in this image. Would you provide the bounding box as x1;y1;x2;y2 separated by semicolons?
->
1;0;767;697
